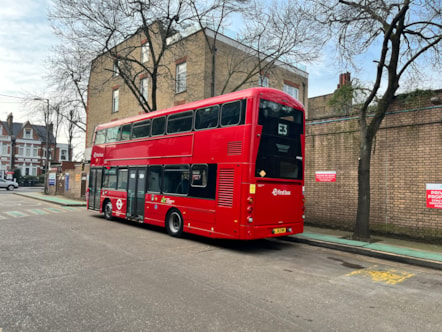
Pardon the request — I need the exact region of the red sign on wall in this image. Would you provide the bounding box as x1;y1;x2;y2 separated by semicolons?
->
426;183;442;209
315;171;336;182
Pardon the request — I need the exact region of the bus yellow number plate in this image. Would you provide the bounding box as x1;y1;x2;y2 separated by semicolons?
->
273;227;286;234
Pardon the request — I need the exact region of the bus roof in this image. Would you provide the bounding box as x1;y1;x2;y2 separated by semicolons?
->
95;87;304;131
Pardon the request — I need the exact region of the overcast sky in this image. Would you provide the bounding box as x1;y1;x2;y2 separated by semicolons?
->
0;0;53;122
1;1;439;130
0;0;342;126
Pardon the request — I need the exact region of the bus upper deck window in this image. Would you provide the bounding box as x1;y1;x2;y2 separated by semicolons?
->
132;120;151;139
95;129;107;144
152;117;166;136
221;101;242;126
195;106;219;130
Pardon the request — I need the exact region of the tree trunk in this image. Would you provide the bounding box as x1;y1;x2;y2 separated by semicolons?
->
354;132;372;241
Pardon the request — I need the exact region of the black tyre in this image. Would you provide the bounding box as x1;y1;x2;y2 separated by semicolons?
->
166;209;184;237
104;200;113;220
7;185;14;191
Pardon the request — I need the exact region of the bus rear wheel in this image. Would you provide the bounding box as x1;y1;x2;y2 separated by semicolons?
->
166;209;184;238
104;200;113;221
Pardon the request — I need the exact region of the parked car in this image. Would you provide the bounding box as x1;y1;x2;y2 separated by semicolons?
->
0;179;19;191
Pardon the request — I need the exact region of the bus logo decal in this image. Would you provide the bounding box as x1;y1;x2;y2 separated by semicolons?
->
272;188;291;196
93;152;104;158
116;199;123;210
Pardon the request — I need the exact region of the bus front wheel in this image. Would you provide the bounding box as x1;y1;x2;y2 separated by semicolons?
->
104;200;113;221
166;209;184;238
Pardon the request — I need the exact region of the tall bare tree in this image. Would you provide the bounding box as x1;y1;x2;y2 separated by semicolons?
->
50;0;195;113
46;43;89;134
311;0;442;240
49;0;322;113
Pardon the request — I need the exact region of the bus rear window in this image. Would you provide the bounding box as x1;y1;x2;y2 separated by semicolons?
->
255;99;304;180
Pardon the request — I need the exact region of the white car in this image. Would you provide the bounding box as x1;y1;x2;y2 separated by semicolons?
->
0;179;19;191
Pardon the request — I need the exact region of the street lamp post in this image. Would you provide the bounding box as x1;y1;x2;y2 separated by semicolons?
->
33;98;50;195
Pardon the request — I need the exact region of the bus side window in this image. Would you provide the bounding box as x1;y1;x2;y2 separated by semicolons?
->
119;124;132;141
164;165;189;195
148;166;162;192
95;129;107;144
167;111;193;134
191;164;207;187
117;168;128;190
132;120;151;139
221;100;242;126
152;117;166;136
106;126;119;143
195;106;219;130
103;167;117;189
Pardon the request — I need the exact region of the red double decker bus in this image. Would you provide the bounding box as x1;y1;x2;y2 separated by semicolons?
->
87;87;305;240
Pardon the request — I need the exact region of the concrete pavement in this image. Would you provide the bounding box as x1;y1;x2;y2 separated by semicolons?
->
15;190;442;270
15;190;86;207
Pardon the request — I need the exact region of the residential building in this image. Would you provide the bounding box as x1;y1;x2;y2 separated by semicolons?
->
0;113;72;179
86;26;309;154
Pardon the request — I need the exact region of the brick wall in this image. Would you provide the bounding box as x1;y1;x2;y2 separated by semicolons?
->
305;94;442;241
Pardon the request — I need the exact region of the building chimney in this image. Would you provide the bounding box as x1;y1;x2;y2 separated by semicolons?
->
337;72;351;89
7;113;13;130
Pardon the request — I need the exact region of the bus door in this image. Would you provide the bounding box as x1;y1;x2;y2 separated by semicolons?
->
127;167;146;221
88;168;102;210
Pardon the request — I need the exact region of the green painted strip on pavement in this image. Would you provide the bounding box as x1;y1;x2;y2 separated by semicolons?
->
366;243;442;262
298;232;442;263
45;208;63;213
62;207;78;211
6;211;28;218
29;209;48;215
298;232;368;247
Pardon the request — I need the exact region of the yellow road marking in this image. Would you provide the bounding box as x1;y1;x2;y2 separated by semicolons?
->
347;265;415;285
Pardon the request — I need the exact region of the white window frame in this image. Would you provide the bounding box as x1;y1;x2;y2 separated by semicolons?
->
61;149;67;161
141;43;149;63
113;60;120;77
176;62;187;93
112;89;119;113
283;83;299;99
24;128;33;139
259;75;269;87
140;77;148;102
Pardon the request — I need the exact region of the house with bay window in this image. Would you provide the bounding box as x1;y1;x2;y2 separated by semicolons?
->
0;113;71;179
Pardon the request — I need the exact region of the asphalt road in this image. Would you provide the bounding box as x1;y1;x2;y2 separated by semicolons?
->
1;192;441;331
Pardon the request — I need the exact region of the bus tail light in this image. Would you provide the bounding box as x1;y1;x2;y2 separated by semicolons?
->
247;217;253;223
247;206;253;213
247;196;254;204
